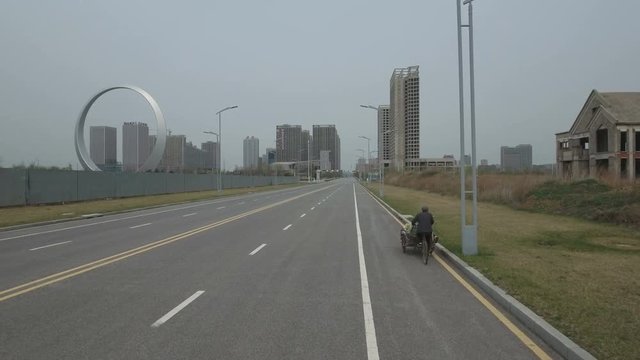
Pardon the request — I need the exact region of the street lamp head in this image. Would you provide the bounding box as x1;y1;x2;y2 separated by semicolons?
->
216;105;239;115
463;0;474;4
359;104;378;111
384;129;396;135
203;131;218;136
359;135;371;140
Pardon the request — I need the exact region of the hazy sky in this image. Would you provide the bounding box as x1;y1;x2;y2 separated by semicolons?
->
1;0;639;170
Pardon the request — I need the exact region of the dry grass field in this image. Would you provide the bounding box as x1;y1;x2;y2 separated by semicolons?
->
368;182;640;360
386;171;640;228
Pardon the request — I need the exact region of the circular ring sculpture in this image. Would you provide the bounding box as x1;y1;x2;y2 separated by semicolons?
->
75;86;167;172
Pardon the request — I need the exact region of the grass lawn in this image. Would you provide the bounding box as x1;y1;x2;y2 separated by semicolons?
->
367;183;640;360
0;183;303;229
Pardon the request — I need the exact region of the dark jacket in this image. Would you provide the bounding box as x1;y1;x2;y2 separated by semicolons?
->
412;211;434;233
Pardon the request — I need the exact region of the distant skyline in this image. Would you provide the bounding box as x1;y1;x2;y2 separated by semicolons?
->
1;1;639;170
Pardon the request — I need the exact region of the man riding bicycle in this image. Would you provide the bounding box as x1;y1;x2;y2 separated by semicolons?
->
411;206;435;254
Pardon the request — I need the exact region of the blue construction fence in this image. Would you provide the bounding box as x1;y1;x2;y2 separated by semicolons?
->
0;168;299;207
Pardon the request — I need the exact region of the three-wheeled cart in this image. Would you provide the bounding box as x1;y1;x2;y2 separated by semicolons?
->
400;225;438;265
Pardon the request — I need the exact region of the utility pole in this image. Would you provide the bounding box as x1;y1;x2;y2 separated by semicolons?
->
457;0;478;255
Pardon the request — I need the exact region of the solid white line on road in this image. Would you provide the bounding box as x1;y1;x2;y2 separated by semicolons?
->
217;206;226;210
317;202;321;205
238;202;246;205
311;207;315;210
182;213;197;217
254;199;259;202
29;241;72;251
283;224;292;231
249;243;267;256
300;213;306;218
130;223;152;229
353;183;380;360
151;291;205;328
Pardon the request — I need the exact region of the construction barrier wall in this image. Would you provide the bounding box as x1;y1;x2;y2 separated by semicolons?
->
0;169;298;207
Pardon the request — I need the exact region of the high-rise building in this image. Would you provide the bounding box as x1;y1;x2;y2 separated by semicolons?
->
276;125;302;162
201;141;219;171
265;148;276;164
377;105;391;167
122;122;150;172
156;134;207;173
243;136;260;169
159;135;185;172
501;144;533;171
89;126;117;171
390;66;420;171
301;130;312;162
312;125;341;170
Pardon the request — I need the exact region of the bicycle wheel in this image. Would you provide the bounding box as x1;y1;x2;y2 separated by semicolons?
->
422;241;429;265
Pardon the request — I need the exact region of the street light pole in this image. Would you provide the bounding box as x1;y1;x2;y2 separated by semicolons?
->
457;0;478;255
203;131;219;189
369;150;379;186
382;129;395;198
307;136;311;183
271;141;278;186
359;135;371;183
216;105;238;192
360;105;381;190
356;149;365;181
468;0;479;240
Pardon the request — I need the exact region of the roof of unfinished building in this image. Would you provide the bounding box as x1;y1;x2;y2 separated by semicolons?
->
600;91;640;123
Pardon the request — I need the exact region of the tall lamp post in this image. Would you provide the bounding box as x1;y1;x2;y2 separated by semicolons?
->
359;135;371;183
271;141;278;186
360;104;380;191
457;0;478;255
216;105;238;192
356;149;365;181
307;135;311;183
203;131;219;190
370;150;379;184
381;129;396;197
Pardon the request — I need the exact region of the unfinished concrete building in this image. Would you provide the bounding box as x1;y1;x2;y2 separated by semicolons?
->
556;90;640;180
390;66;420;172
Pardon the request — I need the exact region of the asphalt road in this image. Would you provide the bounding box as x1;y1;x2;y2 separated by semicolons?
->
0;178;560;359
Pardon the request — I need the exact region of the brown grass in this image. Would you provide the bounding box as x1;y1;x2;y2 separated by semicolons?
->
370;183;640;360
385;172;552;205
385;172;640;228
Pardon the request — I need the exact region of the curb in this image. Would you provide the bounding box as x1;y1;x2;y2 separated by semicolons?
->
360;184;596;360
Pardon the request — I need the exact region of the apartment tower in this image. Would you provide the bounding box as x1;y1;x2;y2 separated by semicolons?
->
312;125;341;170
89;126;117;171
500;144;533;172
243;136;260;169
377;105;391;167
201;141;219;171
275;125;302;162
390;66;420;171
122;122;150;172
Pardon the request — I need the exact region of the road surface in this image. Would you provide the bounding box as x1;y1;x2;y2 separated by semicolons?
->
0;179;559;359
